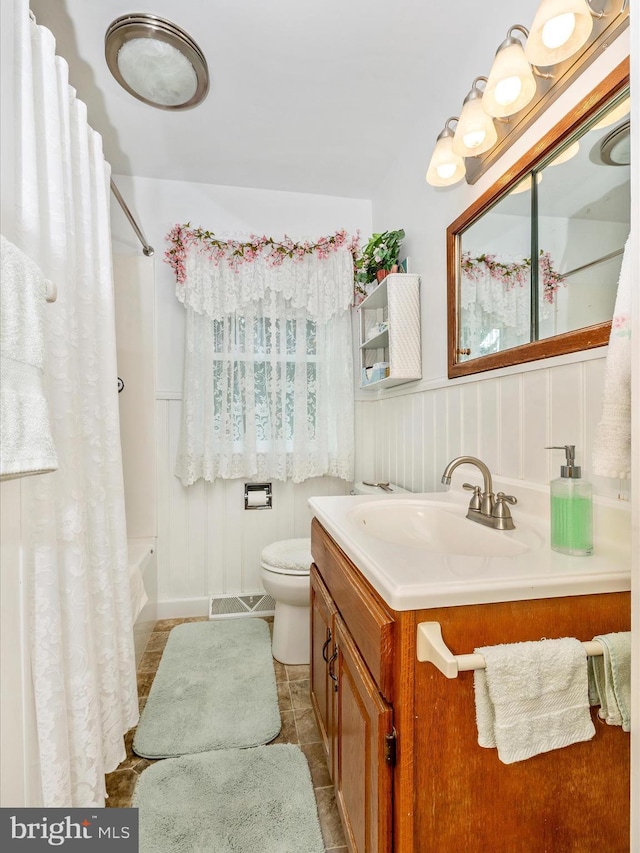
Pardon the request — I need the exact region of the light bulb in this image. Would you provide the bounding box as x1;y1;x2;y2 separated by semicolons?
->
426;126;466;187
463;129;486;150
483;38;537;118
452;87;497;157
524;1;593;67
437;162;457;180
542;12;576;48
494;76;522;106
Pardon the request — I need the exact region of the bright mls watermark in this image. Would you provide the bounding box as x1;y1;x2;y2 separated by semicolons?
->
0;809;138;850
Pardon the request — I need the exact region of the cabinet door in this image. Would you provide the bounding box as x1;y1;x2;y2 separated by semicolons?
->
310;565;336;775
334;614;393;853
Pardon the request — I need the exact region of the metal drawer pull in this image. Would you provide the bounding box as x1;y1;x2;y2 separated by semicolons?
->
322;630;332;662
328;646;338;691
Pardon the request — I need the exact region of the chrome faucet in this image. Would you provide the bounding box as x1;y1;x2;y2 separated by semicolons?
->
441;456;517;530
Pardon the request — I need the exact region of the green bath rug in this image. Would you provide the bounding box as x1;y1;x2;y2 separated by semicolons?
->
132;744;324;853
133;619;281;758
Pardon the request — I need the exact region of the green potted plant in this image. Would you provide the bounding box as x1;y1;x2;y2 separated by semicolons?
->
354;229;405;298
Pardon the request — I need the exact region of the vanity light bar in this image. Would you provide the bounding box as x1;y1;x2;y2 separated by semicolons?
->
416;621;604;679
426;0;629;187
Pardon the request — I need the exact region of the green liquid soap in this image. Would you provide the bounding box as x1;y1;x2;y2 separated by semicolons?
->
550;494;593;556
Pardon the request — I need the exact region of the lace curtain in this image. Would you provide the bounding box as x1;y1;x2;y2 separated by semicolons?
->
175;248;355;484
15;4;138;806
460;255;551;356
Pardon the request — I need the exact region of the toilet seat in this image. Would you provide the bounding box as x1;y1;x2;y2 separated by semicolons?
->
260;538;311;576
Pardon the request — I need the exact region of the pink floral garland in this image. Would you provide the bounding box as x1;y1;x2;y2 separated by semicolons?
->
165;223;360;286
461;250;566;304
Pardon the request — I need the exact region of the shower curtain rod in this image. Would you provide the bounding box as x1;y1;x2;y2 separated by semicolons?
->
110;178;154;257
561;247;624;279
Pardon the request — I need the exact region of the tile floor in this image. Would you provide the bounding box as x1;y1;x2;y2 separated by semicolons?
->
106;616;347;852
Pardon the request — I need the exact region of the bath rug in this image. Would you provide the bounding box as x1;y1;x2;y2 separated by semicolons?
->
133;619;280;758
133;744;325;853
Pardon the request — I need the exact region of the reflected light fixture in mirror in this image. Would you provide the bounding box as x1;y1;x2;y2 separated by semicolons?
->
548;138;580;165
509;172;543;194
105;14;209;109
524;0;599;67
426;118;466;187
452;78;498;157
483;26;538;118
592;95;630;130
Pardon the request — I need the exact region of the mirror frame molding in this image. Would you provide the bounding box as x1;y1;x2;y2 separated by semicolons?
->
446;58;629;379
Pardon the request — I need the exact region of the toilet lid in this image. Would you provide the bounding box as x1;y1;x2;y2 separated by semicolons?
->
261;538;311;574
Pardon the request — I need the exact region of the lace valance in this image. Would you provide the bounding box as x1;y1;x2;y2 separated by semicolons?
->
165;225;358;322
177;248;355;322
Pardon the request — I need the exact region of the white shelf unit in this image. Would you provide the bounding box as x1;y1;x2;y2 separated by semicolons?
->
358;273;421;389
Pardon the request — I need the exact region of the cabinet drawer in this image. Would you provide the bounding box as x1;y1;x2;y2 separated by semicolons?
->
311;518;394;699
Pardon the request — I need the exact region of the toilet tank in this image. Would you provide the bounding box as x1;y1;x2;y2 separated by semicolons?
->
351;481;410;495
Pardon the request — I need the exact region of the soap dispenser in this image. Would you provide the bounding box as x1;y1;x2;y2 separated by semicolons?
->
545;445;593;556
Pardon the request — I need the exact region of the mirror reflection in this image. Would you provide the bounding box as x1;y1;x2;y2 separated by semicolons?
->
452;78;630;375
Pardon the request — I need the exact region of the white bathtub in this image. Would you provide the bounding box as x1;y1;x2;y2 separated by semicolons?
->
128;537;157;668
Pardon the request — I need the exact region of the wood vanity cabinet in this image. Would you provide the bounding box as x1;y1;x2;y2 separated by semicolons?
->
310;517;631;853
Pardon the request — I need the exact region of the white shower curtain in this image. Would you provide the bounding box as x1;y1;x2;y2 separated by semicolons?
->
14;1;138;806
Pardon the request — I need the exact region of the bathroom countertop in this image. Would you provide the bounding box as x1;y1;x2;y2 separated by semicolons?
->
309;474;631;612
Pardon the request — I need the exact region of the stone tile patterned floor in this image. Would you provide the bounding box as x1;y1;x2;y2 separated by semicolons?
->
106;616;347;852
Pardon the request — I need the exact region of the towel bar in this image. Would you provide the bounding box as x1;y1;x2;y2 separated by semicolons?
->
416;621;604;679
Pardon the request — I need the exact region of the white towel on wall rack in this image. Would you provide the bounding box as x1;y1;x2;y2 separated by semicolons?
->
473;637;595;764
0;234;58;480
588;631;631;732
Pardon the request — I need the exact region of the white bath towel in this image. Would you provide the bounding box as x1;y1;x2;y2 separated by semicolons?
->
474;637;595;764
0;234;58;480
588;632;631;732
592;235;631;479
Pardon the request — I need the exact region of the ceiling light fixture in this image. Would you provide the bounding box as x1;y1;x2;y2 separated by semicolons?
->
483;26;543;118
426;118;466;187
452;78;498;158
524;0;602;67
105;13;209;110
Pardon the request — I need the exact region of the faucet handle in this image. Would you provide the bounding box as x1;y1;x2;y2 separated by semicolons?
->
492;492;517;529
462;483;482;511
493;492;516;519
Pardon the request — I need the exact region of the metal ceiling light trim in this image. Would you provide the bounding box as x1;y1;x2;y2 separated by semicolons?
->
105;13;209;110
599;120;631;166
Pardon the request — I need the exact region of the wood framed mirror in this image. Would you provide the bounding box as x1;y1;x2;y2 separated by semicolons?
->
447;58;630;378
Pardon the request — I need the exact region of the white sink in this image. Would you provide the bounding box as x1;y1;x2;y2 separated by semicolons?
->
346;499;542;557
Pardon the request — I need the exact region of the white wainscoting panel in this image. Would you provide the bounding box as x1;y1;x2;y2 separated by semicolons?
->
355;356;625;502
156;398;350;614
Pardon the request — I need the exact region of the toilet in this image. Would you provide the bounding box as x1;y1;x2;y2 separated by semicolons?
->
260;481;408;665
260;538;313;665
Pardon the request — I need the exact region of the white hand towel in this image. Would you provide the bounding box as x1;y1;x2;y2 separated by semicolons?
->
0;234;58;480
588;631;631;732
592;235;631;478
474;637;595;764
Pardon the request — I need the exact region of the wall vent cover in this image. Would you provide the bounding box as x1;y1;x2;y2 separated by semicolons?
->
208;592;275;620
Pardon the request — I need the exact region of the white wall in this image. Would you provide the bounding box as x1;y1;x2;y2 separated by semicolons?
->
110;176;372;616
